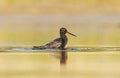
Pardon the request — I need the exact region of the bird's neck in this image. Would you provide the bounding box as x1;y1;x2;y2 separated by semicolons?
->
60;34;66;38
60;34;68;49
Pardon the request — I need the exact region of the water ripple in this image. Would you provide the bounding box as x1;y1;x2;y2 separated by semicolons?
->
0;47;120;52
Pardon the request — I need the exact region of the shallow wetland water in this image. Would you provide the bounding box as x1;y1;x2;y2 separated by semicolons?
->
0;47;120;78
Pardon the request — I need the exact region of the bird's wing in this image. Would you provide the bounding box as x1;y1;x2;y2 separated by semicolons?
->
45;38;62;48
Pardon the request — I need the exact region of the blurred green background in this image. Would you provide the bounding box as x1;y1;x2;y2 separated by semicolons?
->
0;1;120;78
0;0;120;47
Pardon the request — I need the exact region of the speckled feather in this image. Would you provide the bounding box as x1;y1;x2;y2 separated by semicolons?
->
45;38;62;48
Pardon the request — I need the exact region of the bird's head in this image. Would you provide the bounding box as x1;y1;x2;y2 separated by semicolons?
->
60;27;77;37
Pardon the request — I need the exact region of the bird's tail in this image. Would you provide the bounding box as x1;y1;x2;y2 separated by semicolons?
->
32;46;46;50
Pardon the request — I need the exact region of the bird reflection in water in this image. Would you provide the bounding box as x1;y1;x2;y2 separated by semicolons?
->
60;50;67;65
33;27;77;66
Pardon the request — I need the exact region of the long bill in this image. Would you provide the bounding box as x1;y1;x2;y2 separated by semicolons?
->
67;31;77;37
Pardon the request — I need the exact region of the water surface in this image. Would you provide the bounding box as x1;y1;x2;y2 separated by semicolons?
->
0;47;120;78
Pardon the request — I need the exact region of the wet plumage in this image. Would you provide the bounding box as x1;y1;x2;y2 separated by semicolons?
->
33;27;76;50
45;38;62;49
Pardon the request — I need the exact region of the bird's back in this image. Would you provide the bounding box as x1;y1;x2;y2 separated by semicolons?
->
45;38;62;49
33;38;62;49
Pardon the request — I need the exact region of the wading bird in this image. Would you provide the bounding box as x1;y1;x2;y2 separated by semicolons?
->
33;27;77;50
